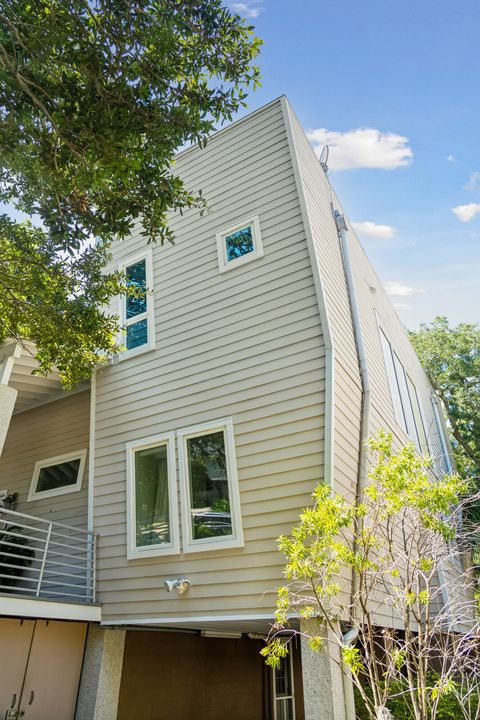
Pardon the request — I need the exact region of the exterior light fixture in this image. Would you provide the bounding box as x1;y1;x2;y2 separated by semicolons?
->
164;578;192;594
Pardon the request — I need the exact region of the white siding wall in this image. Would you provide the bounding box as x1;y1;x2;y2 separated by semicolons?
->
0;391;90;528
93;99;327;624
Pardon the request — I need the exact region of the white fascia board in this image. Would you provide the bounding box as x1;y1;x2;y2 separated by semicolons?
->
0;595;101;622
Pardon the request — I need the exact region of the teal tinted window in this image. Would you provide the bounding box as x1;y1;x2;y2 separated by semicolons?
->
135;444;170;548
126;319;148;350
186;431;232;541
224;226;254;262
126;259;147;318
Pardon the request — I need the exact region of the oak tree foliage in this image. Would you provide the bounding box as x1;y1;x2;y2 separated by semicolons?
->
409;317;480;479
0;0;261;385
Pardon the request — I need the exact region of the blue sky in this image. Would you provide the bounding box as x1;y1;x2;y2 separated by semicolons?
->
228;0;480;328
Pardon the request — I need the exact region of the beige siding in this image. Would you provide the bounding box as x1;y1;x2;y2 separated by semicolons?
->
284;100;455;628
93;99;327;623
0;391;90;528
285;102;362;504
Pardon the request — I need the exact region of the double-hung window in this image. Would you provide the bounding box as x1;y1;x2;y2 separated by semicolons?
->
178;419;243;553
126;433;179;558
120;250;154;355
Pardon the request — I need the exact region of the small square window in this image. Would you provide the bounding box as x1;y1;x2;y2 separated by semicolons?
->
216;216;264;273
28;450;87;501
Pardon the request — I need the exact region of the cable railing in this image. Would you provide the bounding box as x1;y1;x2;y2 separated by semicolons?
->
0;507;96;603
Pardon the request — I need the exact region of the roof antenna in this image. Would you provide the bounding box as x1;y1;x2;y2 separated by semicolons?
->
319;144;329;171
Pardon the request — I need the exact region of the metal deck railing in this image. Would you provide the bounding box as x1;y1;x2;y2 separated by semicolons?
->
0;507;96;603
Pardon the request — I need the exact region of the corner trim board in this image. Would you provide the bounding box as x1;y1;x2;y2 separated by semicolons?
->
280;97;335;489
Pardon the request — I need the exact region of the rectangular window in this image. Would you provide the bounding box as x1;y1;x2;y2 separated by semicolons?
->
178;419;243;552
430;397;453;476
380;330;405;429
28;450;87;501
407;376;429;454
216;216;264;273
273;653;295;720
392;351;419;447
379;329;428;452
126;433;179;558
120;250;154;355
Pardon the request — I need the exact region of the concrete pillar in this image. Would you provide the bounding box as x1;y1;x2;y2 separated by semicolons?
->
75;625;126;720
300;620;354;720
0;384;17;456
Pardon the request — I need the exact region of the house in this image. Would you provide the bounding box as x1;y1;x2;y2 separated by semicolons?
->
0;97;452;720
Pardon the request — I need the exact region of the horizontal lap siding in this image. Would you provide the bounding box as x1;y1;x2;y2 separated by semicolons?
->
286;104;362;505
347;230;443;451
94;100;326;623
0;392;90;528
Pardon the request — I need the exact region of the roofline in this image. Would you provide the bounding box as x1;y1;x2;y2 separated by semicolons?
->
174;95;287;162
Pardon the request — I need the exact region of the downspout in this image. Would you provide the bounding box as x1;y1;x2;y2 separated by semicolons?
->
332;209;372;496
87;369;97;534
332;207;372;720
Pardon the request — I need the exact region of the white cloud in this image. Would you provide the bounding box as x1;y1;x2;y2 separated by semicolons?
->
384;281;425;298
465;171;480;191
351;220;396;239
451;203;480;222
447;154;456;162
230;1;261;17
307;127;413;171
393;302;412;312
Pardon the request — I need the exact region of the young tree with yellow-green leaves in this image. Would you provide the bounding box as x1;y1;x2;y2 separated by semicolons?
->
263;433;480;720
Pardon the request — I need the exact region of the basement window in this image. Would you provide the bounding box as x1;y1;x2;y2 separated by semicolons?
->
216;216;264;273
28;450;87;501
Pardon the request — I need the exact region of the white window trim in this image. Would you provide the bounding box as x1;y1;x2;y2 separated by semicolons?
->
28;450;87;502
376;317;429;452
178;418;244;553
117;248;155;360
273;651;296;720
431;395;453;474
216;216;264;273
126;432;179;559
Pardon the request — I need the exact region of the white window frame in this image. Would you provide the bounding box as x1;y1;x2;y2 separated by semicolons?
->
216;216;264;273
377;322;430;452
126;432;179;559
178;418;244;553
118;248;155;359
273;651;296;720
431;395;453;474
28;450;87;502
